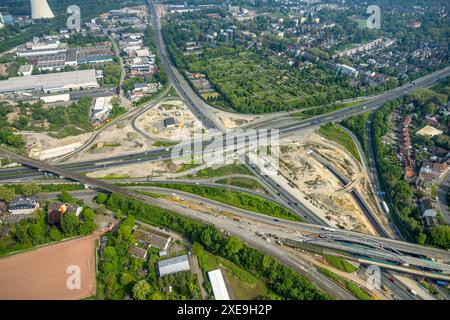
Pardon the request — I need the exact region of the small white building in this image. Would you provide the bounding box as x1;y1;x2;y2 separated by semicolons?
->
40;93;71;103
158;254;190;277
18;64;34;76
92;96;113;120
208;269;230;300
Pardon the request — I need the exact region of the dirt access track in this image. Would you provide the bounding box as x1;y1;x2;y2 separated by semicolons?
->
0;234;98;300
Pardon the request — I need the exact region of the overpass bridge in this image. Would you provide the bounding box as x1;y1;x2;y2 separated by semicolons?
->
307;149;390;237
295;233;450;279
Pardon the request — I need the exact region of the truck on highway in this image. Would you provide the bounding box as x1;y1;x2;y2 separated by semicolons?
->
407;288;418;296
381;201;390;214
322;227;336;232
435;280;449;287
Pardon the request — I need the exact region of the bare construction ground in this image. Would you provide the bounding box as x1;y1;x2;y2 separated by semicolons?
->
67;120;157;163
278;131;383;234
134;100;202;141
24;132;92;160
0;234;98;300
87;158;209;179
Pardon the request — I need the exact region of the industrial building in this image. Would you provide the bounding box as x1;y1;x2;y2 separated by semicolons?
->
92;96;113;120
0;69;99;94
163;117;176;128
40;93;71;104
30;0;55;20
208;269;231;300
16;37;65;57
157;254;190;277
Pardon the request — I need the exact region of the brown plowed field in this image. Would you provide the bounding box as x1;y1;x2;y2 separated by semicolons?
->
0;234;98;300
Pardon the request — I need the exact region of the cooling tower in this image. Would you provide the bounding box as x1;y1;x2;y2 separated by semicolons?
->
30;0;55;19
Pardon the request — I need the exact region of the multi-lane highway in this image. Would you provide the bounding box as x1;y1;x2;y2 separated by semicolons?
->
148;0;223;131
1;146;448;269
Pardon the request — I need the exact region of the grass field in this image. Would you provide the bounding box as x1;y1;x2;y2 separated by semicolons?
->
153;140;179;147
196;247;268;299
215;177;265;191
195;164;253;178
324;255;359;273
317;267;373;300
290;101;363;119
319;123;361;162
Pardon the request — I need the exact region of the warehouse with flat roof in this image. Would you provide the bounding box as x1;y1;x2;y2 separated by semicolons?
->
208;269;230;300
0;69;99;94
157;254;190;277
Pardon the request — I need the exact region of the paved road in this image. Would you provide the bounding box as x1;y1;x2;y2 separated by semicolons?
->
148;0;224;131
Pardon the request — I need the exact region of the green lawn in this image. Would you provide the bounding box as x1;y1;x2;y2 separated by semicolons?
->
195;246;268;299
138;183;303;222
317;267;373;300
215;177;265;191
319;123;361;162
291;101;363;119
153;140;179;148
195;164;253;178
324;255;359;273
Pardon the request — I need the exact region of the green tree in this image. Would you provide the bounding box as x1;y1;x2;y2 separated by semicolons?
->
82;208;95;221
28;223;45;244
48;227;62;241
78;220;97;235
222;236;243;258
120;272;133;286
21;183;41;196
60;213;80;236
95;193;108;204
428;225;450;249
58;190;75;203
132;280;151;300
0;186;15;202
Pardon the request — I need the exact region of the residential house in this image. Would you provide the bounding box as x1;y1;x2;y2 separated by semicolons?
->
419;198;437;218
47;202;83;225
8;197;39;215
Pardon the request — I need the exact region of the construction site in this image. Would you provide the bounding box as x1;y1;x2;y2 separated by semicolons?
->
134;100;201;141
277;131;387;235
